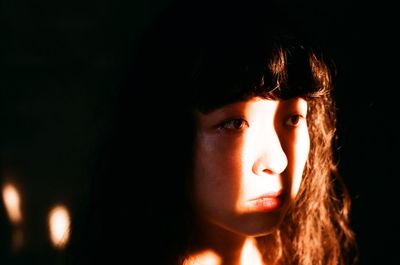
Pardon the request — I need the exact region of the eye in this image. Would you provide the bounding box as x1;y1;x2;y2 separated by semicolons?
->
285;114;305;127
218;118;249;131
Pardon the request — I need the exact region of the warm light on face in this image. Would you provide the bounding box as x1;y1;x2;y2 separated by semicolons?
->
2;183;22;224
194;98;309;236
48;205;71;249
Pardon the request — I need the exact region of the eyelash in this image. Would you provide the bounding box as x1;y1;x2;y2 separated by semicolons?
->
217;114;305;131
217;118;249;131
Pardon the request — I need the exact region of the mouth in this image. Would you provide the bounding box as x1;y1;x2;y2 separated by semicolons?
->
246;190;285;212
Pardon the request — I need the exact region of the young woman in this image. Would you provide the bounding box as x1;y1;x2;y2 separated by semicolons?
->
67;1;357;265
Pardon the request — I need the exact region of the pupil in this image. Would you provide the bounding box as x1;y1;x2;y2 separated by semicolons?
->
234;119;243;129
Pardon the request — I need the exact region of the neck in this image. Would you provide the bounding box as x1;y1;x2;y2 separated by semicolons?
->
184;221;269;265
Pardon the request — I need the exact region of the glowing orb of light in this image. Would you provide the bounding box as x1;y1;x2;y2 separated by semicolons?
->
2;183;22;224
48;205;71;249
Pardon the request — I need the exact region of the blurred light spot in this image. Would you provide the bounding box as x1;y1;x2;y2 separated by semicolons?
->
11;227;24;251
240;238;263;265
48;205;71;249
183;249;221;265
2;183;22;224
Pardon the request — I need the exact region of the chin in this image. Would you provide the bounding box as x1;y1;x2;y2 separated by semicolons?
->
220;212;285;237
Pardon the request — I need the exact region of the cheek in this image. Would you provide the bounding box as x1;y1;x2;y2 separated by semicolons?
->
290;129;310;199
193;136;244;215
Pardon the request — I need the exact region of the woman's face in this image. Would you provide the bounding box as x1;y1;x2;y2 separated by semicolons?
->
193;97;310;236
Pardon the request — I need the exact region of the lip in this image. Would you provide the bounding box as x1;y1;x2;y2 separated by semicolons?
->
246;190;285;212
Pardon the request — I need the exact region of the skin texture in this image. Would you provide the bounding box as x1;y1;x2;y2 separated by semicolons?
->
190;97;310;264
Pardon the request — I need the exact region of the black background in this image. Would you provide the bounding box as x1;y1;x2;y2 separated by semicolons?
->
1;0;398;264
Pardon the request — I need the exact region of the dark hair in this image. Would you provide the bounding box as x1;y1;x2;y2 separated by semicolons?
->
67;1;357;265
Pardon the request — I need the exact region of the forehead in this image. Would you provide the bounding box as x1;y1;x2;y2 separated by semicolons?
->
195;97;308;122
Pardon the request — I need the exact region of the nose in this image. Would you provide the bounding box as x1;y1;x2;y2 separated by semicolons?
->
252;130;288;176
